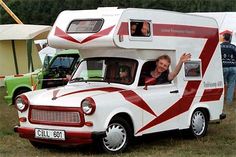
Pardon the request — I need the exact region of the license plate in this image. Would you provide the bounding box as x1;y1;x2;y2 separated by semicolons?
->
35;128;65;140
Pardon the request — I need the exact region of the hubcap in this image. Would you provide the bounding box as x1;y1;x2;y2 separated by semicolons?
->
191;111;206;136
103;123;127;152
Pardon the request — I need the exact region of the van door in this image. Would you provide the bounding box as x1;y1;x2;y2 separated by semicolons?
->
135;60;181;135
135;84;180;135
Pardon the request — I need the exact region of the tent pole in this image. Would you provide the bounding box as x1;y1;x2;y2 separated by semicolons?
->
27;39;34;72
11;40;19;74
0;0;23;24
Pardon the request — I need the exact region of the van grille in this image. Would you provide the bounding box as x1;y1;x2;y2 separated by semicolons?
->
29;106;84;127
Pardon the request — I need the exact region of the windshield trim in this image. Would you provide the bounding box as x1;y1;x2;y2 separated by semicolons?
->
71;57;138;85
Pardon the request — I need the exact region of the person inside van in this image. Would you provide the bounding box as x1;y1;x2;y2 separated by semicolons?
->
140;21;150;36
130;22;137;36
119;65;131;83
149;53;191;84
132;21;150;37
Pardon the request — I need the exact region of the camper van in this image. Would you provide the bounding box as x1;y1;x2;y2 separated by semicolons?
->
14;8;225;153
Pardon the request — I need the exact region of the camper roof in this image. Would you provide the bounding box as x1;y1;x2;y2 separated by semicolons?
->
48;8;218;53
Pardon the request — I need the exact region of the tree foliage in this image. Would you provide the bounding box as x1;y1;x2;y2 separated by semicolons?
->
1;0;236;25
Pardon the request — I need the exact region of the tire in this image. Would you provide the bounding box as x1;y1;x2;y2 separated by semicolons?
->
97;117;132;153
189;109;208;138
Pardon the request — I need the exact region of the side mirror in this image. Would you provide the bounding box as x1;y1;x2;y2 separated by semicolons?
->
144;77;156;90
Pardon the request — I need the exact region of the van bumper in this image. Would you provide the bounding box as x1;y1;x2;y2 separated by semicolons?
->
14;125;106;145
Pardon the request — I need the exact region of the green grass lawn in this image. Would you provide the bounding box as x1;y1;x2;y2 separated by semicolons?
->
0;86;236;157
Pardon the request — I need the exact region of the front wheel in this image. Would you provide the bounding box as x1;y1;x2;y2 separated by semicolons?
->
97;117;132;153
189;109;208;138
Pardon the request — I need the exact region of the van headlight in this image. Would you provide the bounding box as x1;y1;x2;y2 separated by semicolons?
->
81;97;96;115
15;95;29;112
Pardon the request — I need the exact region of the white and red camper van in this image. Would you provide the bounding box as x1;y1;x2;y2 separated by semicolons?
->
14;7;225;153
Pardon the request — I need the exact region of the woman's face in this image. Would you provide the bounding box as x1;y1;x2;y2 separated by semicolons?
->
156;59;170;73
141;26;149;36
120;71;128;78
131;25;137;35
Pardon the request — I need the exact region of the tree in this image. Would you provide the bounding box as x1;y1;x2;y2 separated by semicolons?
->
1;0;236;25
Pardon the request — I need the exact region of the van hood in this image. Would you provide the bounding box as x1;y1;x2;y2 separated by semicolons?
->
27;83;125;107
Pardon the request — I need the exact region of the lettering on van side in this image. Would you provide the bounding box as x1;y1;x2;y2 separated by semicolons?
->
203;81;223;88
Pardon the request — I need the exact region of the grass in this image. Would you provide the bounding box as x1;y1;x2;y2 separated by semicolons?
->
0;86;236;157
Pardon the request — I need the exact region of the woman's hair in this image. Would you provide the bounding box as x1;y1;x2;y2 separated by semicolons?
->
119;65;131;78
120;65;130;73
156;54;171;64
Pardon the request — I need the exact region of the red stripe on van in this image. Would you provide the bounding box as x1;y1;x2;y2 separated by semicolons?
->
120;90;157;117
117;22;129;35
117;22;218;41
55;25;115;44
55;87;124;99
81;25;115;43
199;36;219;75
55;27;79;43
200;88;223;102
152;24;218;38
136;81;201;134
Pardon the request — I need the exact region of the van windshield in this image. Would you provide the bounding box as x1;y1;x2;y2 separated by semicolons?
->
71;58;138;85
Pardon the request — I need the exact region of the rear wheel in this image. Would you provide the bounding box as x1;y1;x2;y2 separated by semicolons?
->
97;117;132;153
189;109;208;138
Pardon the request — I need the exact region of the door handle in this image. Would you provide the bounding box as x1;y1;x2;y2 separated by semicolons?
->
170;90;179;93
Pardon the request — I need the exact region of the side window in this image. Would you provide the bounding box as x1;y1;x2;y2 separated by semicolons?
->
129;20;152;38
184;60;202;80
86;60;103;78
50;56;75;69
138;61;156;86
46;55;79;78
67;19;104;33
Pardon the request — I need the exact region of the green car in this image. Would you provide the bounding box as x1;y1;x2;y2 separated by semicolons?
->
4;49;80;105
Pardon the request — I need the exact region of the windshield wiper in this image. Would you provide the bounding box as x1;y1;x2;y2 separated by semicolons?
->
89;76;104;79
88;76;111;84
69;77;84;83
